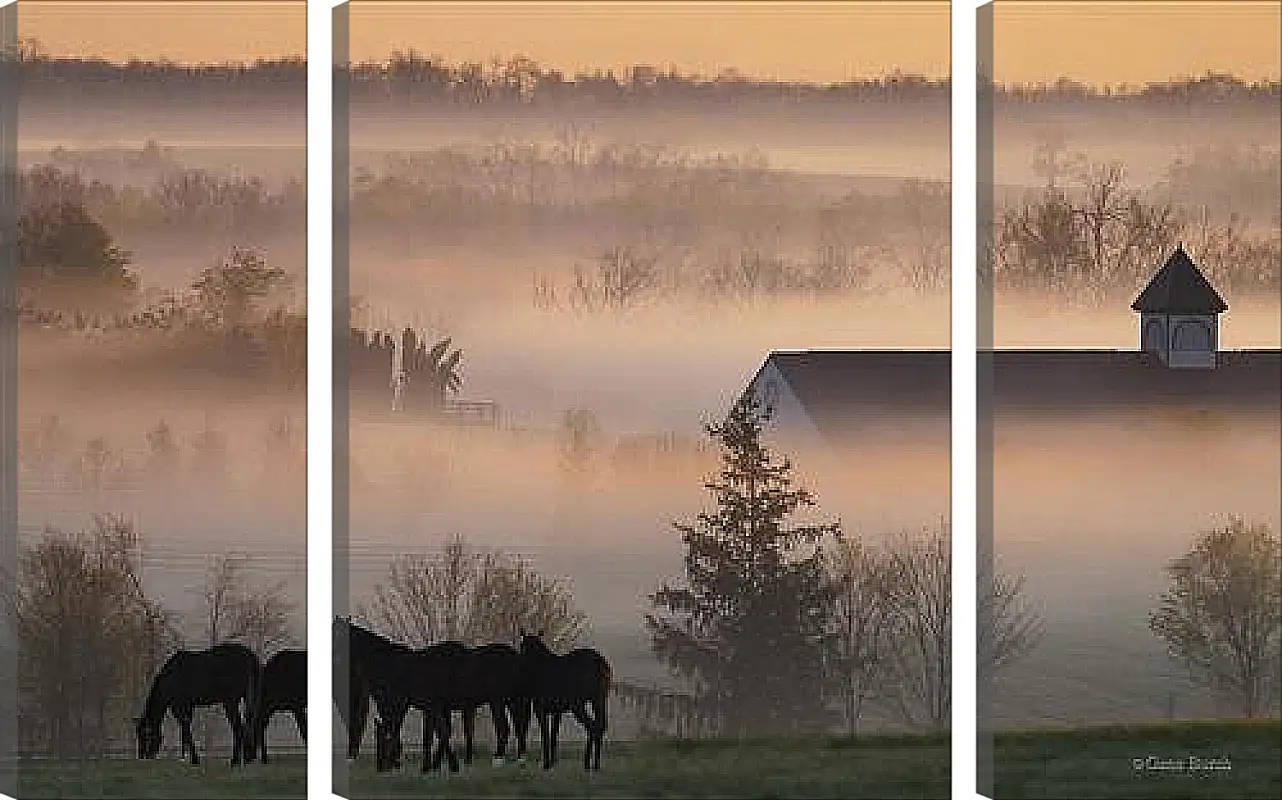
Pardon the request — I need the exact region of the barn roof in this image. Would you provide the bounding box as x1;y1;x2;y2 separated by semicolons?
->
746;350;950;441
741;347;1279;434
1131;246;1228;314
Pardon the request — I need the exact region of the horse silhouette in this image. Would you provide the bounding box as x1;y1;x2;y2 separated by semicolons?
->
255;648;306;762
456;642;534;766
135;642;261;766
333;616;407;760
518;630;611;771
376;642;534;768
364;641;467;773
332;618;368;759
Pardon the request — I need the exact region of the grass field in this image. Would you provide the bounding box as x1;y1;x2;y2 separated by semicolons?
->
18;754;306;799
342;734;952;799
992;720;1282;800
15;721;1279;799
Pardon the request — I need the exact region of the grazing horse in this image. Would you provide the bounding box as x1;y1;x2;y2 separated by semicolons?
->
255;649;307;762
135;642;261;766
364;642;467;773
333;616;406;761
518;631;611;771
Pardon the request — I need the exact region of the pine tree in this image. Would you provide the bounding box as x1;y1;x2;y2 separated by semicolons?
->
646;391;841;737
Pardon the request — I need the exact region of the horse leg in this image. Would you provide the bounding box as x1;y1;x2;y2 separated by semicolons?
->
177;708;199;766
462;705;476;765
548;710;564;770
373;718;388;771
425;707;441;774
257;706;271;764
570;703;595;771
511;699;531;764
490;701;510;765
375;702;406;771
389;704;408;770
536;709;552;770
224;700;245;767
245;697;260;765
441;710;459;773
349;690;369;760
427;709;458;774
592;698;605;771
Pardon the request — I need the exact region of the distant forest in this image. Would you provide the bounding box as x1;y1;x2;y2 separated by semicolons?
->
10;40;1280;109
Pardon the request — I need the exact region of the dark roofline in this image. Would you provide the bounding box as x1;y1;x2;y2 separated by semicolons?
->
1131;245;1229;314
737;348;1280;417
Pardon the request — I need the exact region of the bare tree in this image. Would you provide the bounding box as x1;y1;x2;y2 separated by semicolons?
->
4;516;182;758
361;534;587;649
192;554;295;756
998;150;1180;296
1072;160;1128;283
979;571;1045;680
568;246;660;313
1149;517;1282;718
825;537;895;735
875;520;952;729
558;408;603;476
874;520;1043;729
194;554;296;658
77;435;125;492
898;179;951;291
146;418;180;475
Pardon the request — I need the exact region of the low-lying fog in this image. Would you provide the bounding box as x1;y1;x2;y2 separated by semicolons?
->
356;294;949;435
992;411;1281;725
350;107;951;182
993;292;1282;349
17;121;308;648
17;383;309;646
994;111;1280;189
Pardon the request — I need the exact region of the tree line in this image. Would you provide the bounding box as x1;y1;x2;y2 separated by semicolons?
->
993;140;1282;299
989;72;1280;106
21;160;304;237
12;40;1276;108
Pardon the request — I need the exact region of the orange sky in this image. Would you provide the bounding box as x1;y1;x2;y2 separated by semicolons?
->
18;1;307;63
17;1;1282;85
347;2;950;82
994;1;1280;86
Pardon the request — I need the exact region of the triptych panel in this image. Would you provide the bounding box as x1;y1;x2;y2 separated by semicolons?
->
978;3;1280;798
4;1;308;796
0;2;1276;800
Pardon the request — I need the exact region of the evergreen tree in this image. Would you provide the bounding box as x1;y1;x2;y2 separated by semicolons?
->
646;392;841;737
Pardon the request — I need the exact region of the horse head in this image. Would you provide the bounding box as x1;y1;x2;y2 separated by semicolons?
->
518;629;553;659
